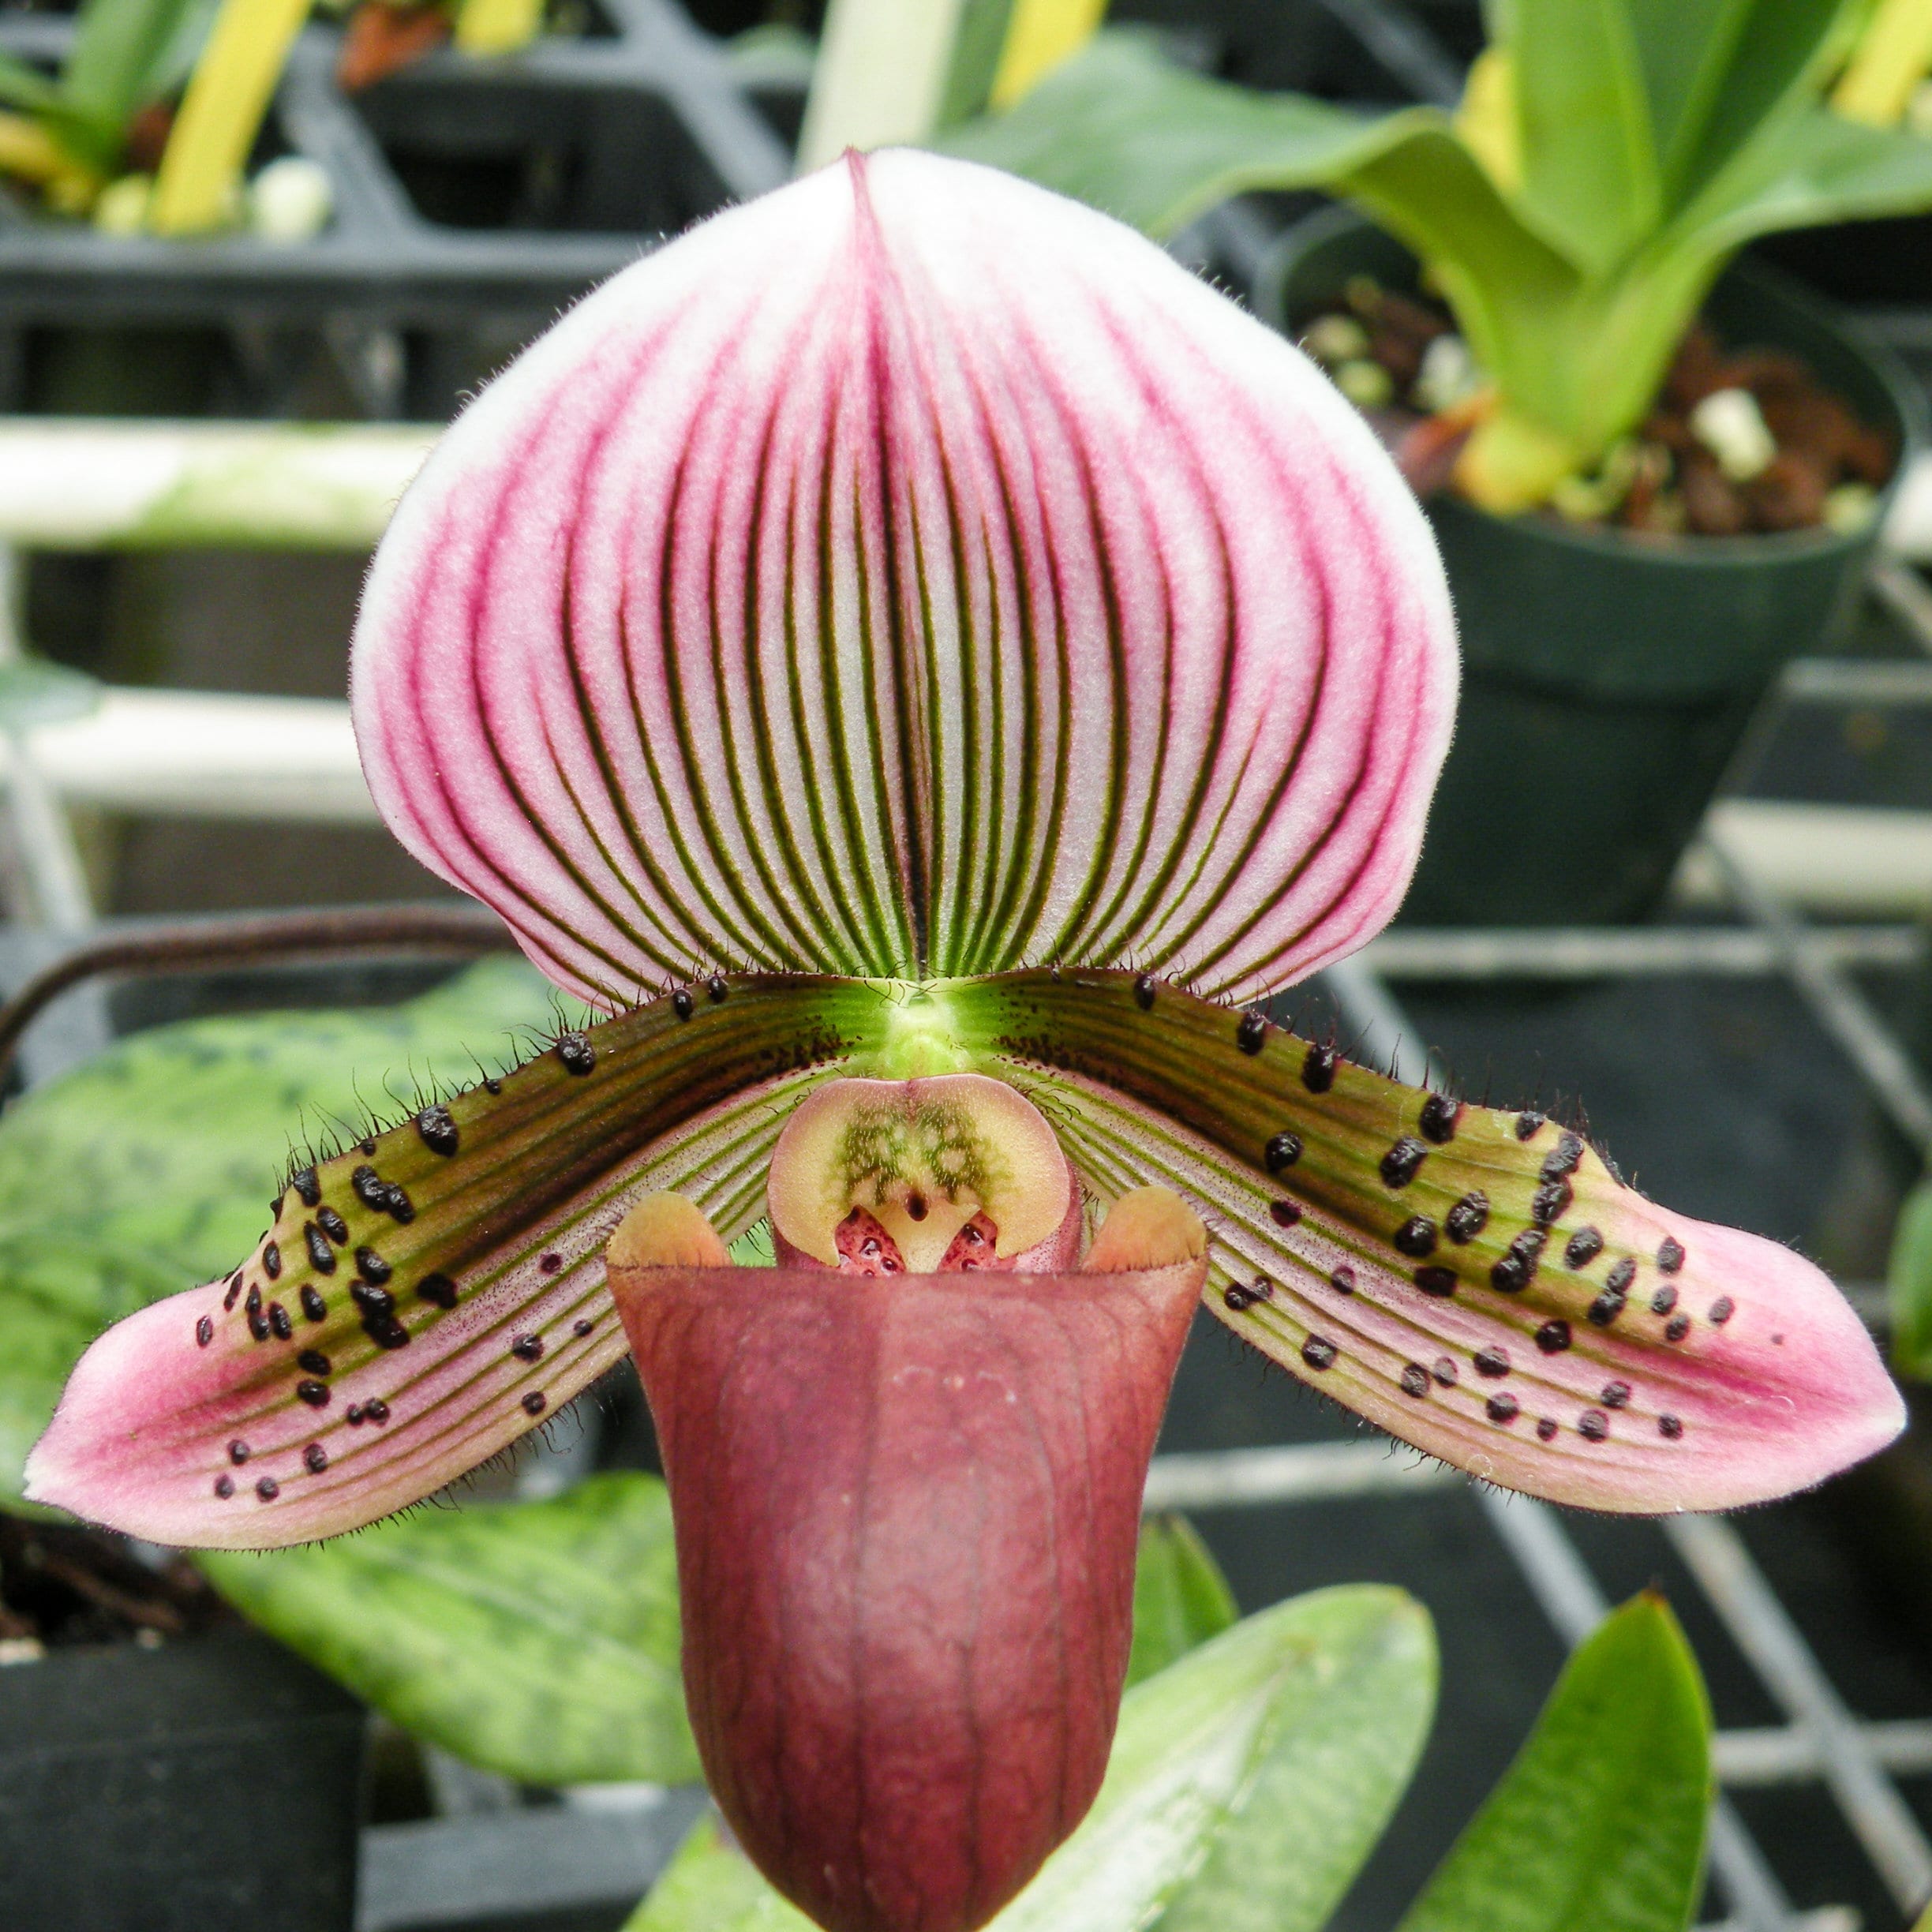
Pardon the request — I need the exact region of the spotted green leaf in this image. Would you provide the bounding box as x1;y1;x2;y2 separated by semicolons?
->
1125;1513;1237;1688
0;957;560;1511
1395;1593;1712;1932
197;1472;698;1787
626;1584;1436;1932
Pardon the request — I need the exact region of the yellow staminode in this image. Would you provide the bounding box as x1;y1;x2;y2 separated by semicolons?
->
608;1193;731;1272
1082;1186;1207;1275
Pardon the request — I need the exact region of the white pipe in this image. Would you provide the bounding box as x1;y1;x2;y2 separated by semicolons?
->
0;420;436;550
13;688;1932;920
1675;800;1932;916
9;687;373;823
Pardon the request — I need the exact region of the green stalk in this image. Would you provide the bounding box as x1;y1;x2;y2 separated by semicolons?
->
797;0;973;173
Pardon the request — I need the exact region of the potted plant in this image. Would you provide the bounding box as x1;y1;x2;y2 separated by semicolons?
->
946;0;1932;924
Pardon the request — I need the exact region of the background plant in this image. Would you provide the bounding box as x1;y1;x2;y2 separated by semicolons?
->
0;0;212;212
945;0;1932;510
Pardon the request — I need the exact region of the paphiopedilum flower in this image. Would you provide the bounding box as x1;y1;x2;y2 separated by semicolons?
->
27;151;1900;1932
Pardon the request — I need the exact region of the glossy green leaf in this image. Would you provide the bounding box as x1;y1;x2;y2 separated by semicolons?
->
1395;1593;1712;1932
0;49;58;114
1620;0;1756;197
1134;1588;1435;1932
0;957;559;1510
1612;0;1855;210
1663;0;1859;209
65;0;207;130
1125;1513;1237;1688
626;1586;1436;1932
1505;0;1659;272
198;1473;698;1786
1889;1174;1932;1380
1687;103;1932;252
940;30;1464;241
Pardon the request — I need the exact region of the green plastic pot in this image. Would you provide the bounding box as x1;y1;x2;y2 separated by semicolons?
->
1260;206;1926;927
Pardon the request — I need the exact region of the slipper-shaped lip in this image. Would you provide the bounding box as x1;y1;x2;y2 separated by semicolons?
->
612;1255;1206;1932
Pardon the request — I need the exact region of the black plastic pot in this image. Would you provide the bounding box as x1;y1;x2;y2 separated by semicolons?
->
1754;215;1932;309
0;1629;365;1930
1263;207;1926;927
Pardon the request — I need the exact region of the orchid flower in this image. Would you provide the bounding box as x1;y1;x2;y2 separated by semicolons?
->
24;150;1901;1932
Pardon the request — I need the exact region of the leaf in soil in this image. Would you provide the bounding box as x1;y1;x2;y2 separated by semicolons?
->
197;1470;698;1787
624;1584;1436;1932
1395;1592;1712;1932
1124;1512;1237;1687
0;957;560;1512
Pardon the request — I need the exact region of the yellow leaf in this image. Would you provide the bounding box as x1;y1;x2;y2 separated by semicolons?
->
455;0;545;57
1455;46;1522;197
990;0;1106;109
1835;0;1932;127
150;0;315;236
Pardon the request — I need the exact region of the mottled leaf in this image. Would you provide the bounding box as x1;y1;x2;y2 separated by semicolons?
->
198;1472;698;1786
